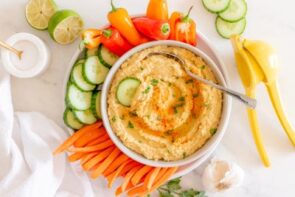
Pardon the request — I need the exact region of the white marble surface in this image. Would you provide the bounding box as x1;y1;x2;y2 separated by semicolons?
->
1;0;295;196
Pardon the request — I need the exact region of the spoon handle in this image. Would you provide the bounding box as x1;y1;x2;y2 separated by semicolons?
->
186;70;257;109
0;40;22;58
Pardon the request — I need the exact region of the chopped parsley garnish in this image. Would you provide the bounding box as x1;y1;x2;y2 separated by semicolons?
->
186;79;194;84
168;82;172;86
140;67;144;71
200;65;206;70
164;130;173;135
210;128;217;135
111;116;116;122
120;115;125;120
151;79;159;86
127;121;134;128
143;86;151;94
183;152;187;159
178;96;185;102
158;177;206;197
193;93;199;98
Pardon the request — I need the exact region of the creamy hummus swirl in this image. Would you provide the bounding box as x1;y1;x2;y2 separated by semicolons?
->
108;45;223;161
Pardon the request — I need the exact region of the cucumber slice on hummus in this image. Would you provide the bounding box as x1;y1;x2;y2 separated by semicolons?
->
116;77;141;107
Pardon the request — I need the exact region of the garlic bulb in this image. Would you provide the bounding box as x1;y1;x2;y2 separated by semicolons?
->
202;158;244;192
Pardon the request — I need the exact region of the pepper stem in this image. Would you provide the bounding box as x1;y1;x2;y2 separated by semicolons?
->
103;29;113;38
182;6;193;22
111;0;117;12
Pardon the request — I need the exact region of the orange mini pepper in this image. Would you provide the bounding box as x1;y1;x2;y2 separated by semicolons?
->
81;29;102;49
169;6;197;46
108;0;144;46
146;0;169;20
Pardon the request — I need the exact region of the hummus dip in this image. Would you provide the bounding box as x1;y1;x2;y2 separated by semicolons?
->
107;45;223;161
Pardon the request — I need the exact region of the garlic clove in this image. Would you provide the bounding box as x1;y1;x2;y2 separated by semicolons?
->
202;158;244;192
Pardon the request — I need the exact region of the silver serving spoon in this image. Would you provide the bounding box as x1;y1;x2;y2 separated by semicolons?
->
145;52;257;109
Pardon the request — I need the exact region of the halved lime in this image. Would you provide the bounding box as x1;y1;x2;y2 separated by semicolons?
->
48;10;84;45
25;0;57;30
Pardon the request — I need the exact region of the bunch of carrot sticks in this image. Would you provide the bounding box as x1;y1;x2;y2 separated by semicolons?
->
53;122;178;196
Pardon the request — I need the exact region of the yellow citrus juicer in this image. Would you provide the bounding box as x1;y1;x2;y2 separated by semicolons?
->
230;35;295;167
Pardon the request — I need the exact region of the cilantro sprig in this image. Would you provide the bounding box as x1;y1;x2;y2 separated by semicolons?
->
157;177;206;197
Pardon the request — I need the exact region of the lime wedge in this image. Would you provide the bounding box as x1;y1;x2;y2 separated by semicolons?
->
48;10;84;45
25;0;57;30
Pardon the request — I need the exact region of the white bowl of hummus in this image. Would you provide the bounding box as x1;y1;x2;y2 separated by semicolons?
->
101;40;230;167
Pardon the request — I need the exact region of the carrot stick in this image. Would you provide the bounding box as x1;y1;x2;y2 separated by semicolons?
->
126;184;147;197
91;148;121;179
131;166;153;186
80;152;99;165
68;152;87;162
53;122;102;155
69;139;113;152
149;167;178;192
120;165;142;192
103;153;130;176
144;167;161;190
91;132;110;144
107;159;131;188
82;146;114;171
119;161;142;177
73;128;104;147
115;182;134;196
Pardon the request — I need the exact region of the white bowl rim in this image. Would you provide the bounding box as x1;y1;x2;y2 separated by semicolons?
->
101;40;231;167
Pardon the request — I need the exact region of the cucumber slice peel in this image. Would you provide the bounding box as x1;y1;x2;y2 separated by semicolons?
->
66;83;92;110
83;56;110;85
98;45;119;68
116;77;141;107
73;109;97;124
219;0;247;22
202;0;231;13
91;91;102;119
71;63;96;91
215;16;246;39
64;108;84;130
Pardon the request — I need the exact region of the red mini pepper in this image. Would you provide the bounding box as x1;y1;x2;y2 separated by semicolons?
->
169;6;197;46
132;17;170;40
101;27;133;56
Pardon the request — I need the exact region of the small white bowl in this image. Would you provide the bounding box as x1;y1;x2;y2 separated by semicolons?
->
1;33;50;78
101;40;231;167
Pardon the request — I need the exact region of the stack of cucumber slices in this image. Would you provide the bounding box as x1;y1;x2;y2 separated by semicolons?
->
64;45;118;130
202;0;247;39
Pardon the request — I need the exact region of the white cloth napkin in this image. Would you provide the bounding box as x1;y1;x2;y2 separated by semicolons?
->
0;62;94;197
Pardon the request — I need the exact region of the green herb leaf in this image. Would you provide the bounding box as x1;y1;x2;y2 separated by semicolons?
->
111;116;116;122
200;65;206;70
127;121;134;128
143;86;151;94
182;152;187;159
180;189;202;197
151;79;159;86
129;111;137;117
193;93;199;98
159;191;174;197
178;96;185;102
167;178;181;191
210;128;217;135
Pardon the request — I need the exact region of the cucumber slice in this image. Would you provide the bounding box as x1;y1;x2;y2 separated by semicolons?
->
86;47;99;57
116;77;141;107
98;45;119;68
83;56;110;85
66;83;92;110
202;0;231;13
91;91;102;119
71;63;96;91
64;108;84;130
219;0;247;22
216;17;246;39
73;109;97;124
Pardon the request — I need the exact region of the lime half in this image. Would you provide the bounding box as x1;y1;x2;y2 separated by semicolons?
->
25;0;57;30
48;10;84;45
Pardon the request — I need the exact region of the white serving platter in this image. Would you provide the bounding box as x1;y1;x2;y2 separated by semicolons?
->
62;31;232;179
